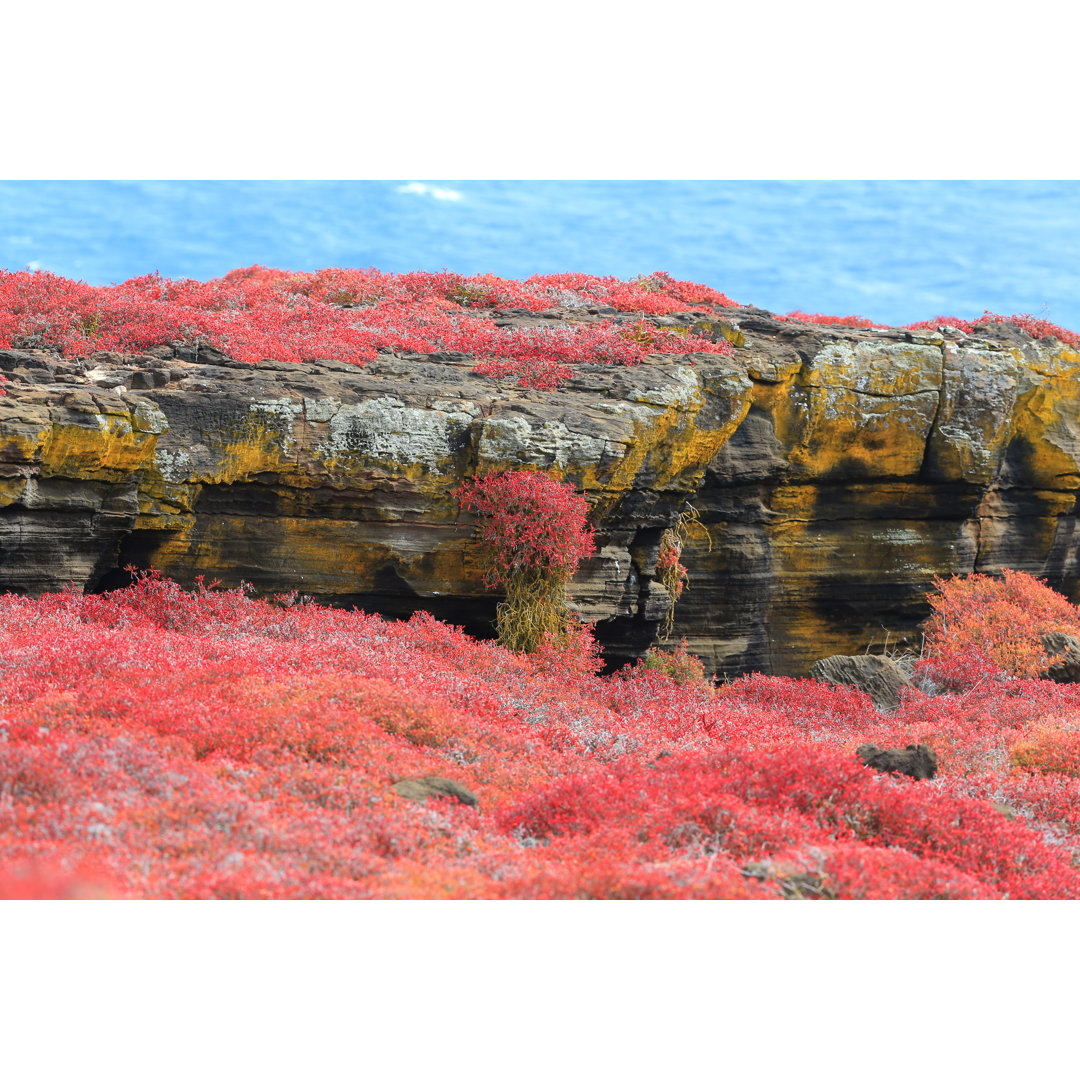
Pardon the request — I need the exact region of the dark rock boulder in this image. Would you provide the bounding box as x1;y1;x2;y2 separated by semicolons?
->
392;776;478;807
856;743;938;781
809;654;914;711
1041;632;1080;683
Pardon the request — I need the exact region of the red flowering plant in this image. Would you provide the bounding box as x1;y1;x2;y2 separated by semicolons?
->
456;470;596;656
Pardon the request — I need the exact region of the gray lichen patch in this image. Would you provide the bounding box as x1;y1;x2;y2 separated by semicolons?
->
249;398;304;454
131;401;168;434
153;447;194;483
313;397;474;473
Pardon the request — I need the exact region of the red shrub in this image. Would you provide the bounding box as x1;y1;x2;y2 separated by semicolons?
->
920;569;1080;682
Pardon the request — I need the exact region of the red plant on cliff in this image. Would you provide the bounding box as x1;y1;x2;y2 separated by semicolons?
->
455;471;596;587
778;311;889;329
5;268;1079;397
456;470;598;658
904;311;1080;349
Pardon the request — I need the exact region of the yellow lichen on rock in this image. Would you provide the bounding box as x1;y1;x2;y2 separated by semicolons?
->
203;411;298;486
0;406;52;471
139;513;481;598
753;341;942;481
1008;374;1080;490
582;367;752;517
0;478;27;507
39;416;160;481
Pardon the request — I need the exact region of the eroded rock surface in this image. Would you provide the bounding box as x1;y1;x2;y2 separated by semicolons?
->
4;308;1080;677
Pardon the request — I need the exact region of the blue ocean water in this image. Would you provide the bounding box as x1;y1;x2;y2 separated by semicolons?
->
2;180;1079;330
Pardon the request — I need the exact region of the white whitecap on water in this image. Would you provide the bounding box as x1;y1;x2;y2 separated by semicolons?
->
396;182;464;202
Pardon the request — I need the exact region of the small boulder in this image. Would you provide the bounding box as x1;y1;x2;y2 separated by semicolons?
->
1041;632;1080;683
392;776;478;807
809;654;914;711
856;743;938;781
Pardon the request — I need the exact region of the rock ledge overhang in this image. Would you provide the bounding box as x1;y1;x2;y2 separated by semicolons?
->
3;309;1079;677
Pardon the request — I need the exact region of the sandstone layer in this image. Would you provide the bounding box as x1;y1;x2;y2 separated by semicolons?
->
3;309;1080;677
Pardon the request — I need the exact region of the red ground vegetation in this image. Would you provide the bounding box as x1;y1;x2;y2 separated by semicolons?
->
5;569;1080;899
777;311;890;329
0;267;736;390
903;310;1080;348
4;267;1076;390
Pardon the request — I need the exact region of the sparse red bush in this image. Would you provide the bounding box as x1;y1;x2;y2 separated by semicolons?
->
626;642;708;687
904;311;1080;349
778;311;888;329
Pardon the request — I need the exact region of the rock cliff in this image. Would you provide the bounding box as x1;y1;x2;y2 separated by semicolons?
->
4;307;1080;677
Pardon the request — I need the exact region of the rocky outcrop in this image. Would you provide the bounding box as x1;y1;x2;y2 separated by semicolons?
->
809;654;914;711
4;308;1080;677
1041;632;1080;683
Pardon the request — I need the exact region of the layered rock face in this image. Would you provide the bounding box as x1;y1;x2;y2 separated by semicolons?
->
3;309;1080;677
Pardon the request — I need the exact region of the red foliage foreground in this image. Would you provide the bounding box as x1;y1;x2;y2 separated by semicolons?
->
5;570;1080;899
